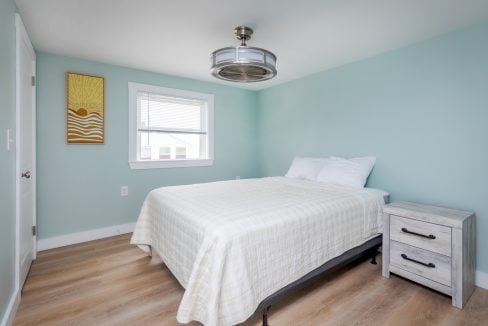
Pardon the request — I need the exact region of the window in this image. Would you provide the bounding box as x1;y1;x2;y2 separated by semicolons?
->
175;147;187;159
159;146;171;159
129;83;214;169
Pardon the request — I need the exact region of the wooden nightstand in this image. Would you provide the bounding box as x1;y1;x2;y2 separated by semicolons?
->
382;202;475;309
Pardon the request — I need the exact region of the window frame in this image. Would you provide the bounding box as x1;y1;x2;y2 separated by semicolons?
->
128;82;214;169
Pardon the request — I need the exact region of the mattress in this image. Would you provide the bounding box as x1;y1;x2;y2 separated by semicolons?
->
131;177;387;326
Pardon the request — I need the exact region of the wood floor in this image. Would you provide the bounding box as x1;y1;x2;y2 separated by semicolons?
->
14;234;488;326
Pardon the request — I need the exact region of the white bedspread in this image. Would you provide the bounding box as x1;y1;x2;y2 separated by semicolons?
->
131;177;386;326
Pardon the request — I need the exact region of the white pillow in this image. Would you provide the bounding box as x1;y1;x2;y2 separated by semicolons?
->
316;156;376;188
285;157;328;181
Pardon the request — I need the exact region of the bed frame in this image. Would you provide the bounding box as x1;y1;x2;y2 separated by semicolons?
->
256;234;382;326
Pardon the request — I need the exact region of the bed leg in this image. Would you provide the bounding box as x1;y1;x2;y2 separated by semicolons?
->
370;247;379;265
262;306;271;326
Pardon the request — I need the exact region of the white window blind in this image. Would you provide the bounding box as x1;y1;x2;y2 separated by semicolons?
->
139;93;204;132
129;83;214;169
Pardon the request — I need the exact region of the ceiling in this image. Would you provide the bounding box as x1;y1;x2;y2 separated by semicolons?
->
16;0;488;90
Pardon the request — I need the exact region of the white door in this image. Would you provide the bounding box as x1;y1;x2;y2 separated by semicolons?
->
16;14;36;290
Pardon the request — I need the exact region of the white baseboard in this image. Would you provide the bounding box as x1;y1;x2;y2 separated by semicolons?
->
475;270;488;290
37;222;135;251
1;288;19;326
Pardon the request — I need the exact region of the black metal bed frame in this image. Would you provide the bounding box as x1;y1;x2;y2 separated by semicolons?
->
255;235;382;326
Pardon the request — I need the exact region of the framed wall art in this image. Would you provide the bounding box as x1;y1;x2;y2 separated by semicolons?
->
67;72;104;144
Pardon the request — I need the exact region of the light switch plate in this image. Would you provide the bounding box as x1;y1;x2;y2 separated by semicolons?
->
6;129;14;151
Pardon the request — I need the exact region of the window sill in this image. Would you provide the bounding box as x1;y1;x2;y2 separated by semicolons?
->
129;159;214;170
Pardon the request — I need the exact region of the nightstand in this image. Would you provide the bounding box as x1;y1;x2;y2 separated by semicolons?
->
382;202;475;308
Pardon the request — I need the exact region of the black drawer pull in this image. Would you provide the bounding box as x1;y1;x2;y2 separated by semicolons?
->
401;227;436;239
401;253;435;268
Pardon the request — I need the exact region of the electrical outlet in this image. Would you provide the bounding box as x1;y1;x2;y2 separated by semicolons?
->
120;186;129;197
235;176;241;180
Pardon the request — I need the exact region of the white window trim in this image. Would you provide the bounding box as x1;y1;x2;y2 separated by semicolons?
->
128;82;214;169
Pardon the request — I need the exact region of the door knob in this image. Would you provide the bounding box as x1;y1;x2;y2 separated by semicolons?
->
21;171;31;179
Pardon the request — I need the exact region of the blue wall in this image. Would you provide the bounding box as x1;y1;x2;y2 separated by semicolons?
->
36;52;259;239
0;0;18;321
257;21;488;273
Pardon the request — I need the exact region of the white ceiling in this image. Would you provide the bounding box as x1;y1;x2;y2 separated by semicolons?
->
16;0;488;90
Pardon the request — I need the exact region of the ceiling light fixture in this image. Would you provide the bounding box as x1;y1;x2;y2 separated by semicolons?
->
210;26;277;82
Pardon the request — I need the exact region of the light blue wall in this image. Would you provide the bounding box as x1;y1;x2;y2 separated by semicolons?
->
0;0;18;321
257;21;488;273
36;52;259;239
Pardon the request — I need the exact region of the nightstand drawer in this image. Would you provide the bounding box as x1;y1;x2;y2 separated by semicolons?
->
390;215;451;256
390;241;451;286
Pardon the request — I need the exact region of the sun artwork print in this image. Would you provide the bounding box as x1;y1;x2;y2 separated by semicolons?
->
67;72;104;144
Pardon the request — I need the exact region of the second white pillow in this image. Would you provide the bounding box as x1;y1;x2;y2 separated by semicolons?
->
316;156;376;188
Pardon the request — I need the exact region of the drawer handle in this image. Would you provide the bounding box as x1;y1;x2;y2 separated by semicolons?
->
401;227;436;239
401;253;436;268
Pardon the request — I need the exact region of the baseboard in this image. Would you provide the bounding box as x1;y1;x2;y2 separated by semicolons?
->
475;270;488;290
37;222;136;251
1;288;19;326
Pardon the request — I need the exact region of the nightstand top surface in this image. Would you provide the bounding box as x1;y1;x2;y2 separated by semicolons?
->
383;201;474;228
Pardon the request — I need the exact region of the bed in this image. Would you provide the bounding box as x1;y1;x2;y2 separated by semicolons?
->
131;176;388;326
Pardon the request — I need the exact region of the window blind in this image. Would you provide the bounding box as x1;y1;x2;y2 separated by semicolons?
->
139;92;205;133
